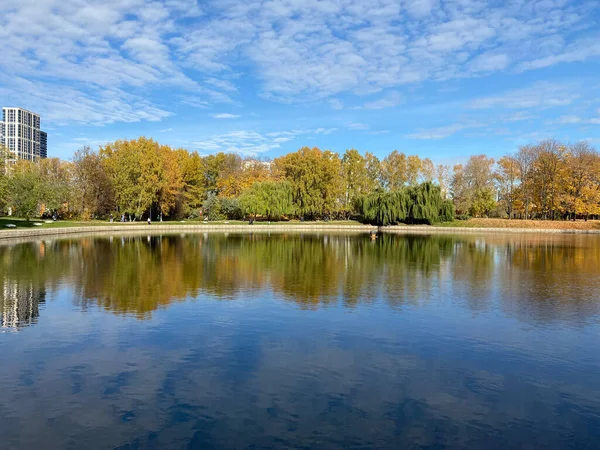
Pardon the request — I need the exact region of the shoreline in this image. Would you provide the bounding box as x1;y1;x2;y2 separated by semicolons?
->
2;223;600;242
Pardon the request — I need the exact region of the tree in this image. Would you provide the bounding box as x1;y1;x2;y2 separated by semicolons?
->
100;137;182;219
436;164;451;199
0;145;10;213
496;155;520;219
532;140;567;220
341;149;371;216
205;153;243;195
202;192;224;221
7;161;45;220
238;181;295;220
38;157;73;217
407;155;422;186
357;182;453;225
515;145;536;219
273;147;343;218
381;150;407;190
450;164;469;215
365;152;382;190
563;142;599;220
175;149;205;218
420;158;436;183
72;146;115;219
450;155;496;217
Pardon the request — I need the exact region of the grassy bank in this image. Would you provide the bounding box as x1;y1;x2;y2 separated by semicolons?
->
434;218;600;230
0;217;366;230
3;217;600;232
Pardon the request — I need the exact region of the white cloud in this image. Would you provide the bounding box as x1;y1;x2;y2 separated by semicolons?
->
192;127;337;156
313;128;337;135
405;122;483;139
469;53;510;73
468;82;580;109
181;97;210;108
517;39;600;72
348;122;369;130
551;115;600;125
504;112;536;122
552;115;582;124
212;113;241;119
159;128;173;132
329;99;344;110
0;75;171;125
0;0;598;127
362;91;402;110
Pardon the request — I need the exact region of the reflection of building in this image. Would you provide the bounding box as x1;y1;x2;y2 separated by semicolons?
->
0;280;46;330
0;107;47;161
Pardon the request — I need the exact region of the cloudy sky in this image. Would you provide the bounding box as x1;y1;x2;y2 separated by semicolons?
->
1;0;599;162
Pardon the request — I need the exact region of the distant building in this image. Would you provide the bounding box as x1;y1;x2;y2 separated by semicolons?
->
0;107;47;161
40;131;47;159
243;160;272;170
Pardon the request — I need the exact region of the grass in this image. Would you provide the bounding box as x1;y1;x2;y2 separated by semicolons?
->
434;217;600;230
3;216;600;232
0;217;367;230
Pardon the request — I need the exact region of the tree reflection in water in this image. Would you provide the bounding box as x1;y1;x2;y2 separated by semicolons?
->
0;232;599;326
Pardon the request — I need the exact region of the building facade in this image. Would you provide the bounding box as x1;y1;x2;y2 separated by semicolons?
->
0;107;47;161
40;131;47;159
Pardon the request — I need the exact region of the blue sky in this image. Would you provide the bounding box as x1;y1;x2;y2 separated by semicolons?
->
1;0;600;164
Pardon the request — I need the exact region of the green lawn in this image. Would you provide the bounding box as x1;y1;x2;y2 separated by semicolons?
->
0;217;367;230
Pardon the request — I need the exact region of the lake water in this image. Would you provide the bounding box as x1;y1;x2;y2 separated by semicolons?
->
1;232;599;449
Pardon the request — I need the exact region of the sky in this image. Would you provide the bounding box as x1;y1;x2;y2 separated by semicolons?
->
1;0;600;164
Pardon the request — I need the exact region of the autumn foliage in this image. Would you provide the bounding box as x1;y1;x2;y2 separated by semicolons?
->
0;137;598;223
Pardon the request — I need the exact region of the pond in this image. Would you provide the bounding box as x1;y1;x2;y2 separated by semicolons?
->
1;232;599;449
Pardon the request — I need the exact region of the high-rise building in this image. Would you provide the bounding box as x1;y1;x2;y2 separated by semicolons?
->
40;131;47;159
0;107;47;161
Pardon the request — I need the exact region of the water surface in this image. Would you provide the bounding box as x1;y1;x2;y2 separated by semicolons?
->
1;232;599;449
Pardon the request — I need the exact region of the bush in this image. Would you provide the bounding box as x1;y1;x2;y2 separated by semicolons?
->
220;197;243;220
202;193;224;221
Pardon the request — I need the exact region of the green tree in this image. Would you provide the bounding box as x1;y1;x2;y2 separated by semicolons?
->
273;147;343;218
38;157;73;217
341;149;371;216
0;145;10;213
100;137;182;219
358;182;453;225
202;192;224;220
7;161;45;220
239;181;294;220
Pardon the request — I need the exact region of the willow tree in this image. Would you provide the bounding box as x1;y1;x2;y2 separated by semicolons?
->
408;182;443;224
358;189;409;226
358;182;453;225
239;181;294;220
273;147;343;218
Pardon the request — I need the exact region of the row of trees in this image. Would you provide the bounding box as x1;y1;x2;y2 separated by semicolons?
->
453;140;600;220
0;138;598;222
